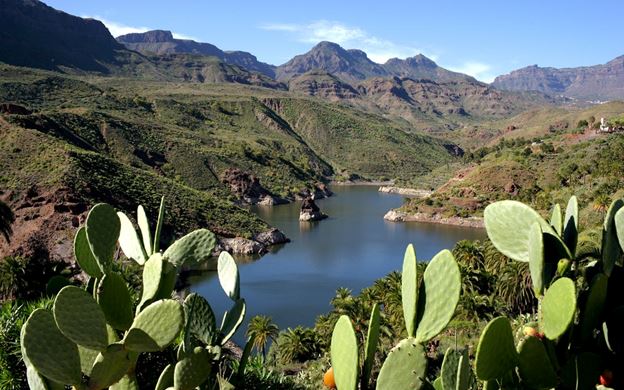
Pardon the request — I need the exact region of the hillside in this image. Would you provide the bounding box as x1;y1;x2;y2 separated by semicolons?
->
492;55;624;100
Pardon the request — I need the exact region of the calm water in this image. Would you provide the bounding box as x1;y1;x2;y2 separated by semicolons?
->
189;185;484;342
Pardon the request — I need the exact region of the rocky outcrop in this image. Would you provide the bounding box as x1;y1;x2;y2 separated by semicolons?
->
288;70;360;101
299;197;327;222
295;183;333;200
214;228;289;256
378;186;432;198
0;103;32;115
384;209;484;228
221;168;288;205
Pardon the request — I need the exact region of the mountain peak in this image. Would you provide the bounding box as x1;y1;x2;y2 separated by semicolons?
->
117;30;174;43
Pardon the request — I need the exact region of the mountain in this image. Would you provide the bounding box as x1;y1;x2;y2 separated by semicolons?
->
117;30;276;78
275;41;474;84
0;0;123;72
383;55;476;83
492;56;624;100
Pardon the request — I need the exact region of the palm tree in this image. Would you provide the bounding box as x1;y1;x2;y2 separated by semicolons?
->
0;200;14;243
277;327;320;364
246;315;279;358
593;194;611;213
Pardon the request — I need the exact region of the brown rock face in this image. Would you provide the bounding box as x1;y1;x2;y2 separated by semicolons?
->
299;196;327;222
220;168;287;205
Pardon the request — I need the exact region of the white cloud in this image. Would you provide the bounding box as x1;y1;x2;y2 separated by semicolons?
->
261;20;434;64
448;61;496;83
82;15;197;40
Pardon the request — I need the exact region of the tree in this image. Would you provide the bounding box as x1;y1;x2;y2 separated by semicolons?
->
577;119;589;129
276;327;321;364
0;200;14;243
246;315;279;358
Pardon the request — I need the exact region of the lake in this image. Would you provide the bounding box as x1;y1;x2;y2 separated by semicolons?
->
189;185;484;342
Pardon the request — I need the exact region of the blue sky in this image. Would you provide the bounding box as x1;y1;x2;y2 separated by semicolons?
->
46;0;624;82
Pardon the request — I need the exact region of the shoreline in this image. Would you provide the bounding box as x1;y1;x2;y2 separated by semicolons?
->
378;186;432;198
330;179;395;186
383;209;484;228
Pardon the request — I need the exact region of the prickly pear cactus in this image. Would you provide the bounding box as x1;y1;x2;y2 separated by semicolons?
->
218;251;240;301
563;195;578;255
517;336;557;389
376;338;427;390
74;226;103;278
602;199;624;275
174;347;211;390
85;203;121;272
88;344;132;390
98;272;134;331
219;299;246;345
401;244;418;337
484;200;556;262
53;286;108;350
415;249;460;343
163;229;216;267
124;299;184;352
117;211;147;265
362;303;380;389
137;205;153;256
184;293;217;347
331;315;359;390
440;348;462;390
579;273;608;343
541;277;576;339
550;203;562;236
475;317;518;381
528;222;545;296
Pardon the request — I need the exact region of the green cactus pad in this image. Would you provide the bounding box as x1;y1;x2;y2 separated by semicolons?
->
117;212;147;265
474;317;518;381
53;286;108;350
561;353;602;390
26;364;50;390
517;336;557;389
550;203;562;236
155;364;174;390
362;303;380;389
238;338;254;377
137;205;153;256
563;196;579;255
46;275;70;297
484;200;557;262
154;261;176;301
184;293;216;347
376;338;427;390
456;350;471;390
219;298;246;345
415;250;460;343
110;375;139;390
483;380;500;390
78;345;99;375
432;377;443;390
163;229;216;267
602;199;624;274
330;315;358;390
440;348;461;390
615;207;624;258
580;273;608;343
124;299;184;352
88;344;131;390
218;251;240;300
74;227;104;278
174;347;211;390
401;244;418;338
154;196;165;253
528;222;545;296
97;272;133;330
138;253;164;311
86;203;121;271
542;277;576;340
22;309;82;385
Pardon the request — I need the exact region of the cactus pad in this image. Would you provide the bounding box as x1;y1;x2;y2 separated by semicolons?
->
85;203;120;271
124;299;184;352
517;336;557;389
376;338;427;390
362;303;380;389
542;277;576;340
98;272;134;330
563;195;578;255
22;309;82;385
117;212;147;265
88;344;132;390
138;253;164;310
602;199;624;275
440;348;461;390
26;364;50;390
528;222;544;296
415;249;460;343
218;251;240;300
74;227;104;278
78;345;99;375
110;374;139;390
580;273;608;343
456;350;471;390
137;205;153;255
163;229;216;267
174;347;211;390
155;364;174;390
615;207;624;256
219;298;246;345
401;244;418;338
475;317;518;381
184;293;216;347
484;200;555;262
53;286;108;350
331;315;358;390
154;196;165;253
550;203;562;236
